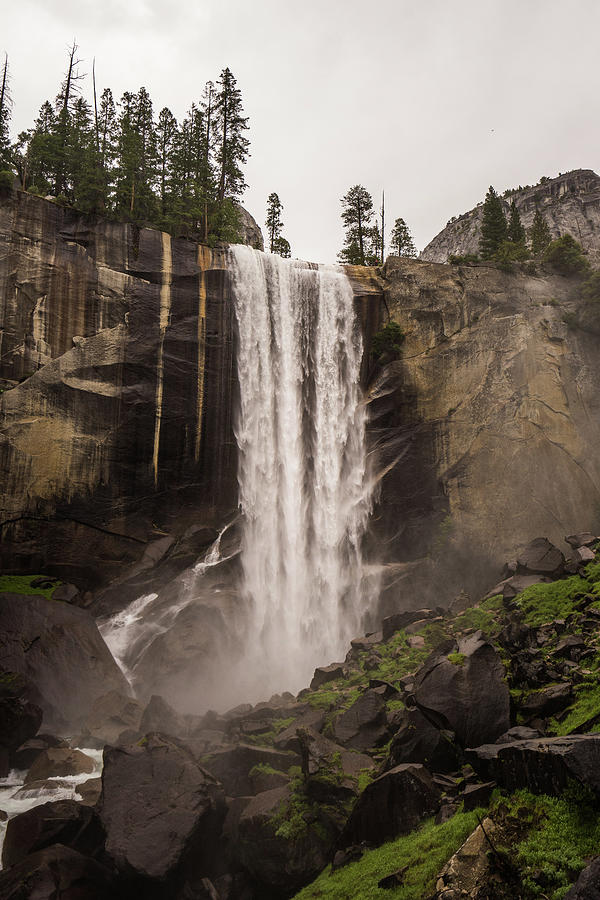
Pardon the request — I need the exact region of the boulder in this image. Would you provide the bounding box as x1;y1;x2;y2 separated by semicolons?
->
25;748;95;784
83;691;143;745
51;584;81;604
383;708;460;774
0;593;129;731
467;734;600;796
0;669;42;776
236;784;337;895
517;537;565;578
332;689;388;750
139;693;188;736
414;632;510;747
381;609;434;641
349;632;383;653
340;764;440;847
203;744;297;797
2;799;104;867
273;707;325;753
485;574;552;600
565;857;600;899
520;683;573;718
12;734;68;770
296;727;375;800
78;777;102;806
99;733;226;881
309;663;347;690
0;845;116;900
435;818;501;898
565;533;597;549
495;726;542;743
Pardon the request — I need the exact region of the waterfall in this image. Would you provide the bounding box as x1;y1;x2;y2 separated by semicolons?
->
228;245;374;699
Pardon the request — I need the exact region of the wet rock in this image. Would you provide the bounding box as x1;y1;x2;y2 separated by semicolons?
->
25;748;95;784
272;707;325;753
12;734;68;770
51;583;81;604
203;744;298;797
99;732;226;882
349;632;383;653
0;669;43;777
0;593;129;731
495;726;543;743
436;817;499;898
83;691;144;745
78;776;102;806
340;764;440;847
566;533;598;549
460;781;496;811
378;866;408;889
2;799;104;867
555;635;587;658
296;727;375;801
381;609;434;641
0;845;116;900
517;537;565;578
565;857;600;898
520;683;573;718
383;708;460;774
310;663;347;690
331;844;365;871
467;734;600;796
485;574;552;600
139;693;187;737
414;632;510;747
332;688;388;750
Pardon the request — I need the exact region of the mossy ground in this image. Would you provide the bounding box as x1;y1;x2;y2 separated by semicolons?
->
292;810;483;899
0;574;61;599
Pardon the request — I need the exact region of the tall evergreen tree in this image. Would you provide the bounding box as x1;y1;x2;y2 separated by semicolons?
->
529;208;552;256
54;42;85;197
23;101;58;193
365;222;383;266
479;186;508;259
67;96;102;212
272;236;291;258
266;192;285;253
507;199;526;245
390;217;417;257
155;106;177;220
214;68;249;202
114;87;157;223
0;54;12;168
97;88;117;206
338;185;374;266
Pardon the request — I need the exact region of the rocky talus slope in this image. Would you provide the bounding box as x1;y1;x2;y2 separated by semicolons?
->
420;169;600;263
3;532;600;898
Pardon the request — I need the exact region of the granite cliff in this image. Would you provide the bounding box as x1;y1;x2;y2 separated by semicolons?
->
420;169;600;264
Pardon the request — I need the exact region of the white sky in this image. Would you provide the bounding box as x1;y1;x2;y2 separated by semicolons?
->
4;0;600;264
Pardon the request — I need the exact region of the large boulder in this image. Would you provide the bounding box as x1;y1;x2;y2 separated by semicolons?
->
467;734;600;796
0;669;42;776
99;733;226;882
235;784;339;895
2;799;104;868
25;748;96;784
83;691;143;745
332;688;388;750
0;593;129;731
517;537;565;577
203;744;298;797
296;727;375;800
383;708;460;774
340;763;440;848
0;845;116;900
414;631;510;747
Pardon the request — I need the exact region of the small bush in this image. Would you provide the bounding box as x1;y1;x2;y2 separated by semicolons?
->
543;234;590;276
448;253;480;265
370;321;405;360
581;270;600;302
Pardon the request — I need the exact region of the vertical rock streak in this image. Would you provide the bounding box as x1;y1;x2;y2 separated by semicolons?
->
195;245;210;462
229;245;373;696
152;232;172;486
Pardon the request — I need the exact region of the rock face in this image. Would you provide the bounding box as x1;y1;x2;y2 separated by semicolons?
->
0;592;129;730
0;845;116;900
373;254;600;603
2;800;103;868
420;169;600;263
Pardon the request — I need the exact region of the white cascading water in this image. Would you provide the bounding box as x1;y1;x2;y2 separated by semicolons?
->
228;244;375;698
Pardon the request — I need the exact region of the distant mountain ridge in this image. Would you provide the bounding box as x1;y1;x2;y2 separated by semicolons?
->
420;168;600;263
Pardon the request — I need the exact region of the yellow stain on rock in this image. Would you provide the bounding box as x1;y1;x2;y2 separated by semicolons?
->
152;233;173;487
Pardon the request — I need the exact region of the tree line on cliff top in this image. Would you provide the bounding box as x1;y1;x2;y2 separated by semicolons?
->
0;46;251;245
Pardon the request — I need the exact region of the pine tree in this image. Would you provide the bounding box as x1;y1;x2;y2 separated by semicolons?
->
214;68;249;202
97;88;117;207
507;200;526;245
365;222;383;266
272;236;291;258
266;192;285;253
23;101;58;193
114;88;157;223
0;54;12;169
529;208;552;256
479;186;508;259
155;107;177;220
390;217;417;257
338;185;374;266
54;42;85;197
67;96;102;212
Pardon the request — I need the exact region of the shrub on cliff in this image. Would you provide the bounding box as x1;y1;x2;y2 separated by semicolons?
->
0;169;13;193
543;234;589;276
370;322;405;361
582;270;600;302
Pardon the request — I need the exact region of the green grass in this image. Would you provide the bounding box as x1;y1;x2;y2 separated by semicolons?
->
453;606;499;635
514;575;590;626
447;652;466;666
292;811;482;899
549;682;600;735
0;574;61;599
497;788;600;898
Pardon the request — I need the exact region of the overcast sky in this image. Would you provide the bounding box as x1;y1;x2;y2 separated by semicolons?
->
4;0;600;264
